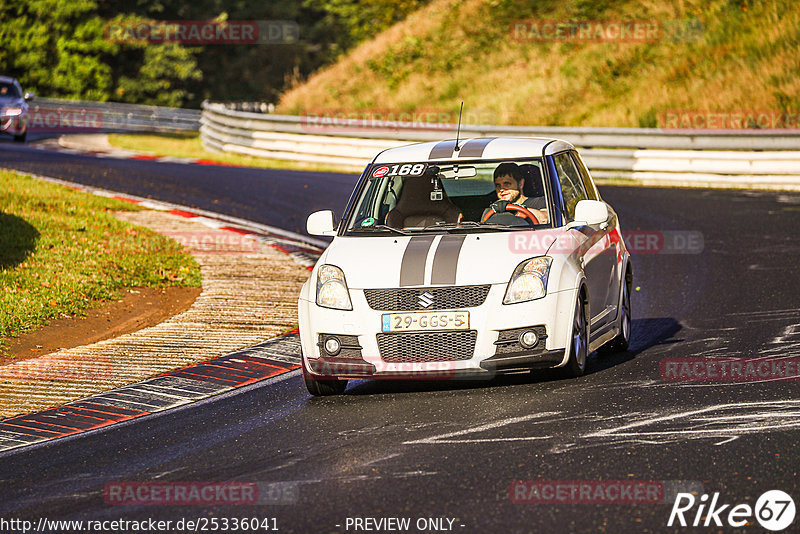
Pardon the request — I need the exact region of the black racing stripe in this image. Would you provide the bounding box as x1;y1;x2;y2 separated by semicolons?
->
458;138;495;158
428;140;457;159
400;235;436;287
431;234;467;285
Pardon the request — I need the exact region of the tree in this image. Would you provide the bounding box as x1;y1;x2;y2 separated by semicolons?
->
0;0;200;105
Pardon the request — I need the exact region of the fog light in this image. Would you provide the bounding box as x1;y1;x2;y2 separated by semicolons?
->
324;336;341;356
519;330;538;349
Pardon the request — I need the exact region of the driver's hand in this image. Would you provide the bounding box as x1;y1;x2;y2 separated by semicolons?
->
489;200;510;213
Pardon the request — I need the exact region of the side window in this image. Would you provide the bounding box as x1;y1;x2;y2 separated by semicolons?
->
553;152;588;221
348;175;385;228
570;152;599;201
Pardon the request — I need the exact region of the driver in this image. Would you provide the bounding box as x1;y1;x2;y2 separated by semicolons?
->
483;162;548;224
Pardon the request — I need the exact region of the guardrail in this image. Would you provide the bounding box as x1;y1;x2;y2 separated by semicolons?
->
32;97;200;132
200;102;800;189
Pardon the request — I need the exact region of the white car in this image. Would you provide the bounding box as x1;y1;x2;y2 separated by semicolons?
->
298;137;632;395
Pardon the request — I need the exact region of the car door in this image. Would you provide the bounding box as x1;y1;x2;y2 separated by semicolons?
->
572;151;622;316
553;152;616;329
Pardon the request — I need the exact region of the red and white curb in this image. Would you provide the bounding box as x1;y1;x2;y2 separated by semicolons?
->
0;169;325;454
0;330;303;454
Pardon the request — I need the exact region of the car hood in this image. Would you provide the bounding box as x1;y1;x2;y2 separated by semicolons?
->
322;230;579;289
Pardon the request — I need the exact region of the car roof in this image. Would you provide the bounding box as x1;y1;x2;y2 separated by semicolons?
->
0;76;19;84
372;137;575;164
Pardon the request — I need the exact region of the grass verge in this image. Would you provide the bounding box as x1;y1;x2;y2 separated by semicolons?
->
0;170;201;357
107;132;356;174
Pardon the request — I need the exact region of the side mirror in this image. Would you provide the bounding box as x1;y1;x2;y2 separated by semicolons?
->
569;200;609;228
23;91;35;101
307;210;337;236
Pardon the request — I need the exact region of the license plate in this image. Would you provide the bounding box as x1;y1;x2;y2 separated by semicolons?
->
381;311;469;332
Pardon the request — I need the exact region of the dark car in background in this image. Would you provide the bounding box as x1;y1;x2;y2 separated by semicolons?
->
0;76;35;143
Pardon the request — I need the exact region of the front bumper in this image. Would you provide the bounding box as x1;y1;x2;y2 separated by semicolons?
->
306;349;565;380
299;283;578;380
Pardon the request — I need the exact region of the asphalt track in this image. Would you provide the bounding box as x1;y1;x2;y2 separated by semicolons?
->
0;140;360;237
2;140;800;532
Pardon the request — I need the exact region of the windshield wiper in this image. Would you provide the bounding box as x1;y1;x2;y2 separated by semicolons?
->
349;224;411;236
423;221;519;232
427;221;482;228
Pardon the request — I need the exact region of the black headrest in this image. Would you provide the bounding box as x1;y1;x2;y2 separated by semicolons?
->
385;177;461;228
519;164;544;198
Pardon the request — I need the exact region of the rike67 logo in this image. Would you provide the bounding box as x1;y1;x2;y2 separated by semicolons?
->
668;490;795;531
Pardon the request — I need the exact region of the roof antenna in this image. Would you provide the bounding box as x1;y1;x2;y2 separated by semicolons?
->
454;101;463;152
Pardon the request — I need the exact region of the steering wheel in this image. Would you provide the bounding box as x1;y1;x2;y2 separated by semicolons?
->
481;202;542;225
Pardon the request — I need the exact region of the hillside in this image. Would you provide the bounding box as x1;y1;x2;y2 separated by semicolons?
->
278;0;800;127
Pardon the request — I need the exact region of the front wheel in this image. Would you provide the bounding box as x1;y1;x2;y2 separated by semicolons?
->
303;365;347;396
562;295;589;378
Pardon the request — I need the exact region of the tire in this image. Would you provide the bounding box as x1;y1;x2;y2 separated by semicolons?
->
562;293;589;378
599;271;631;355
303;365;347;396
13;132;26;143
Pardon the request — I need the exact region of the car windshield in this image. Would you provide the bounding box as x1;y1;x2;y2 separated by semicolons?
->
0;82;20;98
345;159;551;234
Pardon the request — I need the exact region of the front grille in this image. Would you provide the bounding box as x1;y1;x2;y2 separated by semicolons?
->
364;285;491;311
376;330;477;362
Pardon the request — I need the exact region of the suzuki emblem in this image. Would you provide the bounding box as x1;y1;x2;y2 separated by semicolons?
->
418;292;434;308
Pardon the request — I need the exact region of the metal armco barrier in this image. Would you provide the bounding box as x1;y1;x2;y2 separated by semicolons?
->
32;98;200;132
200;102;800;188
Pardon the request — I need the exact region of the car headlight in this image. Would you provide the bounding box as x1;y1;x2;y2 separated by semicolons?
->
503;257;552;304
316;264;353;310
2;107;23;117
